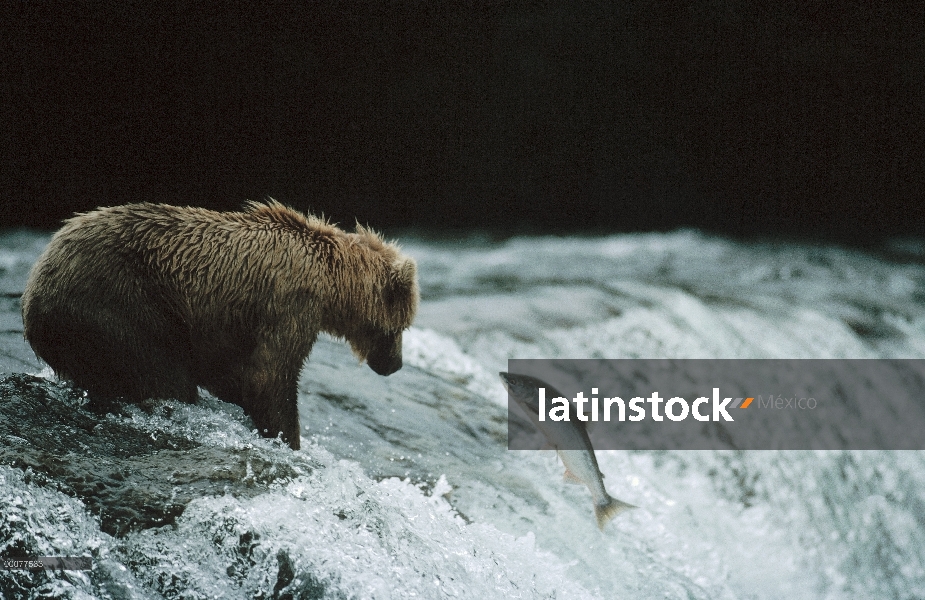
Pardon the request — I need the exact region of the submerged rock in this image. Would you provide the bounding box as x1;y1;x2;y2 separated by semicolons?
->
0;374;304;536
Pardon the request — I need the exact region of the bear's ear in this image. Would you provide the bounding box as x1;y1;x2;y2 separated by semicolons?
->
392;257;417;287
385;256;419;325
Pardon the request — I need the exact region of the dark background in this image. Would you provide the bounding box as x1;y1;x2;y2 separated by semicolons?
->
3;2;924;243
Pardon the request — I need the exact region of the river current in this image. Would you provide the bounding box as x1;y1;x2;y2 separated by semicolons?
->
1;228;924;599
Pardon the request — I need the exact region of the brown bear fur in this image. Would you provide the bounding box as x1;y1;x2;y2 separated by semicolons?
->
21;201;419;449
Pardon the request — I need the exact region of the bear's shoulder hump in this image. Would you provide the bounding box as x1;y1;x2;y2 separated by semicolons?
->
243;200;340;237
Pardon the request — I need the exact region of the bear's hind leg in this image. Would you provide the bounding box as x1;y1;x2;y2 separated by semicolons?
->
27;305;196;404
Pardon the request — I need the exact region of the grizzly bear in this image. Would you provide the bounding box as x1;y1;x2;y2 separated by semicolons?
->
21;201;419;450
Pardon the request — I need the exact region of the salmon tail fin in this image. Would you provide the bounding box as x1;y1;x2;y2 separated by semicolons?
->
594;495;637;530
563;469;583;485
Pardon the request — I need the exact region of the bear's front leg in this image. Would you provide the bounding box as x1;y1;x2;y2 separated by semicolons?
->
236;346;303;450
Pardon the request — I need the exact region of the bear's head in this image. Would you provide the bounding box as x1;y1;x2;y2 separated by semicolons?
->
317;221;419;377
347;255;418;376
245;201;419;377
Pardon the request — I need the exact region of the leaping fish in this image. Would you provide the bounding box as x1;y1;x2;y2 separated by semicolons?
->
499;371;637;529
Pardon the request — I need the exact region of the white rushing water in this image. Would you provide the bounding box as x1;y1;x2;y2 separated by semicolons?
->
1;229;925;599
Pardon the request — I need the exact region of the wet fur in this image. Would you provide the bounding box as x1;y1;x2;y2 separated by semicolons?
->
21;201;419;449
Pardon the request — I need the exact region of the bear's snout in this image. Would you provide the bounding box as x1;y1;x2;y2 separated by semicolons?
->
366;331;403;376
369;353;402;376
